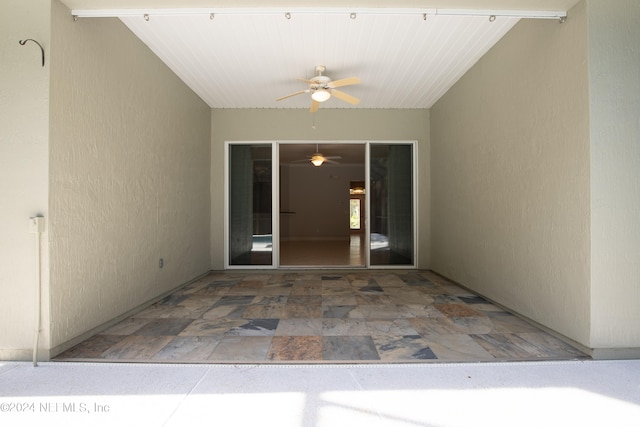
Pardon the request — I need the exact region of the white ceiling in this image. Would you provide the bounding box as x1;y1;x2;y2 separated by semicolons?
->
62;1;577;110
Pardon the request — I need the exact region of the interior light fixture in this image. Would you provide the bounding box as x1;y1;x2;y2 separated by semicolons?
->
311;90;331;102
311;156;324;167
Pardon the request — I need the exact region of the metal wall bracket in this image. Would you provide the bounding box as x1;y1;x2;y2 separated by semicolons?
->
19;39;45;67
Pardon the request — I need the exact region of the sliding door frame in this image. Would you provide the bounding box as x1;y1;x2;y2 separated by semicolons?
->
367;141;418;269
224;141;279;269
224;140;417;270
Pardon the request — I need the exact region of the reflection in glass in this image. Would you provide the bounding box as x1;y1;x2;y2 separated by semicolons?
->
369;144;414;265
228;144;272;266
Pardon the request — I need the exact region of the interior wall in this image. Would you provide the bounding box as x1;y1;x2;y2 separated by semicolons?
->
281;164;365;240
48;0;211;355
588;0;640;352
211;108;430;270
430;2;591;345
0;0;51;360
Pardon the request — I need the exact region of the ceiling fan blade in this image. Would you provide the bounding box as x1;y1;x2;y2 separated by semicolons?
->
324;156;342;160
276;90;309;101
324;159;340;164
297;78;314;84
327;77;360;88
310;99;320;112
331;89;360;105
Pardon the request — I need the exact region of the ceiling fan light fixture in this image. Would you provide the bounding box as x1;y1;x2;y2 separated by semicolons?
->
311;155;325;166
311;89;331;103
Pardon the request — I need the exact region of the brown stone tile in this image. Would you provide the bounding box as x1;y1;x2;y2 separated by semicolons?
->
283;303;323;319
242;304;286;319
267;336;323;361
434;303;481;317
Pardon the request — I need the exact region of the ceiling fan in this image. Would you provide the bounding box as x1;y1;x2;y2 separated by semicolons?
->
292;144;342;167
276;65;360;112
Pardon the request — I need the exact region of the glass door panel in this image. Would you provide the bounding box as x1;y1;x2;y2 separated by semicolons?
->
369;143;414;266
228;144;273;266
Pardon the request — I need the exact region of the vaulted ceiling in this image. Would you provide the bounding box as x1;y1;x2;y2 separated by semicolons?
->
60;1;579;110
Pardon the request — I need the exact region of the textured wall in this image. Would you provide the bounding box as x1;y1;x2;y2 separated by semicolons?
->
588;0;640;351
0;0;51;360
430;3;591;345
48;1;211;353
210;109;430;269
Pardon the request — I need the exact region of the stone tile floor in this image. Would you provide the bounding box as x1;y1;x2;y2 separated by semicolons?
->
56;271;588;363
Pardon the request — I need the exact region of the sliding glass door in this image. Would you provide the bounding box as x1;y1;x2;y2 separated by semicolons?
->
226;141;415;268
369;143;415;266
226;143;273;266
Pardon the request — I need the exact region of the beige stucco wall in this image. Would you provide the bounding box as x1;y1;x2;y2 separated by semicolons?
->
430;3;591;345
211;108;430;270
588;0;640;352
48;0;211;355
0;0;51;360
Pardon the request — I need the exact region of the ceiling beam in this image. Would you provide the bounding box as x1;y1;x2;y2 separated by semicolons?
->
71;7;567;20
60;0;581;11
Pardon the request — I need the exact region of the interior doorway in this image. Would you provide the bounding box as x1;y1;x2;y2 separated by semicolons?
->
279;143;366;267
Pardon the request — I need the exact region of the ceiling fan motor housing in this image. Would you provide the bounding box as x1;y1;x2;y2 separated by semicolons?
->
310;75;331;90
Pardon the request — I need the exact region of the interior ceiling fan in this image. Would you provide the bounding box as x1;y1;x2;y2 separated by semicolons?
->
293;144;342;167
276;65;360;112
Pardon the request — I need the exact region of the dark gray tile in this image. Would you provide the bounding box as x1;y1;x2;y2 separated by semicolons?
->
322;336;380;360
323;305;358;319
359;278;384;293
373;335;437;361
208;336;272;361
213;295;256;307
133;319;194;336
153;336;221;361
458;295;489;305
228;319;280;336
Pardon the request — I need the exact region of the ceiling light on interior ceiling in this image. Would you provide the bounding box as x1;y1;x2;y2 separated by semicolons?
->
350;13;357;19
489;15;496;22
311;156;324;167
285;12;291;19
311;90;331;103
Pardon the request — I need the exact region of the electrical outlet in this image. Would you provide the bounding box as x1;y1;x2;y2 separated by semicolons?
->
159;258;164;268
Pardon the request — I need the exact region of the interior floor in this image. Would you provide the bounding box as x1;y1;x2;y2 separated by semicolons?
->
280;234;365;266
55;270;587;363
